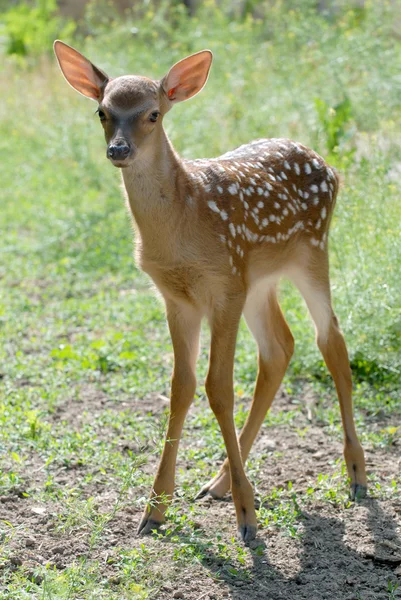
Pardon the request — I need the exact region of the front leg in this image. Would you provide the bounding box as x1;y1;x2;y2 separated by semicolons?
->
137;300;201;534
204;295;258;542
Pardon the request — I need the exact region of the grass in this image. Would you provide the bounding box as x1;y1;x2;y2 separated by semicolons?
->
0;1;401;598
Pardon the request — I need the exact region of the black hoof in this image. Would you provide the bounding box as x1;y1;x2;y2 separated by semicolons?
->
194;487;224;501
238;524;257;543
350;483;367;501
137;518;162;536
194;487;209;501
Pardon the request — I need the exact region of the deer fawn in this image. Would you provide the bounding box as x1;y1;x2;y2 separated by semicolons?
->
54;40;367;542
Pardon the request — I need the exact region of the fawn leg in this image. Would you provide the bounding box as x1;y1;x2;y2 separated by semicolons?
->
292;263;367;499
204;296;258;542
198;285;294;499
317;313;367;498
137;300;201;534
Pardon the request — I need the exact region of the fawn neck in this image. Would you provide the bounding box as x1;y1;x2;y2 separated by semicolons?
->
121;126;187;236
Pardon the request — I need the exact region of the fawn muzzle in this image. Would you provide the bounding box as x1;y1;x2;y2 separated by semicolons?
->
106;141;133;167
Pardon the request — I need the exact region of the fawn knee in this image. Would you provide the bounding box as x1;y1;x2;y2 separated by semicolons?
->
171;366;196;405
281;329;295;364
259;331;294;378
205;372;233;416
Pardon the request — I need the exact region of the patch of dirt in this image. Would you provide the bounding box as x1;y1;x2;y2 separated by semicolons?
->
1;385;400;599
52;384;170;426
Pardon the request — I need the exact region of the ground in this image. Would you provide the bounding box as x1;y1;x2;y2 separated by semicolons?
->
1;383;400;599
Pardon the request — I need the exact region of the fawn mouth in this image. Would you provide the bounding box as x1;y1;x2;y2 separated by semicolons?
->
110;160;129;168
107;151;136;169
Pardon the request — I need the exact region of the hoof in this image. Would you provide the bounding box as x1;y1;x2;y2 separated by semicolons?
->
194;487;209;501
238;524;257;544
350;483;367;501
195;471;230;501
194;487;224;501
137;517;163;536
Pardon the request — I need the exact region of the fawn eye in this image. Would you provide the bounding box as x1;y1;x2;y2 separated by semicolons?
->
149;111;160;123
98;110;106;122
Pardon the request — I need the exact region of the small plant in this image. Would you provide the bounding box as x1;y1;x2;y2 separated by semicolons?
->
258;485;303;537
2;0;75;58
308;464;352;507
315;96;356;166
388;580;399;600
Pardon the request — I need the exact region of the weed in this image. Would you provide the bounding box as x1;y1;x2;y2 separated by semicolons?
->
258;485;303;537
1;0;75;59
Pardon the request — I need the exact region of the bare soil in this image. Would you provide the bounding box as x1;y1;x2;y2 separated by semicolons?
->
1;386;400;599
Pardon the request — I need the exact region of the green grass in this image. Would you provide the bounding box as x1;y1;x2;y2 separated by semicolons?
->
1;1;401;598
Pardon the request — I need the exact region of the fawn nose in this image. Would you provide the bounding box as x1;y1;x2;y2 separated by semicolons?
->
107;142;131;161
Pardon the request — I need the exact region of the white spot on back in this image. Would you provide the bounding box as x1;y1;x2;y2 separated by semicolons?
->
208;200;220;213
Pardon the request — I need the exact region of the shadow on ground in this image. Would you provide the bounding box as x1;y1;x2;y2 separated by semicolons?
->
162;498;401;600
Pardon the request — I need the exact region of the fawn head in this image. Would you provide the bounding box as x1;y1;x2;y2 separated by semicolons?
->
53;41;213;168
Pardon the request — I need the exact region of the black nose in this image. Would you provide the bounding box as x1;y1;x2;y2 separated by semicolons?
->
107;143;130;160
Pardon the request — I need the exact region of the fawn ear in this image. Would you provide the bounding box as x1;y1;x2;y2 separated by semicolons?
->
53;40;109;101
162;50;213;103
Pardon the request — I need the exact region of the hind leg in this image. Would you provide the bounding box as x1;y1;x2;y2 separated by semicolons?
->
291;262;367;499
197;283;294;499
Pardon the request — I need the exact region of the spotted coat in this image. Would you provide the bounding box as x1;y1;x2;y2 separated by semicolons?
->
184;138;338;276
